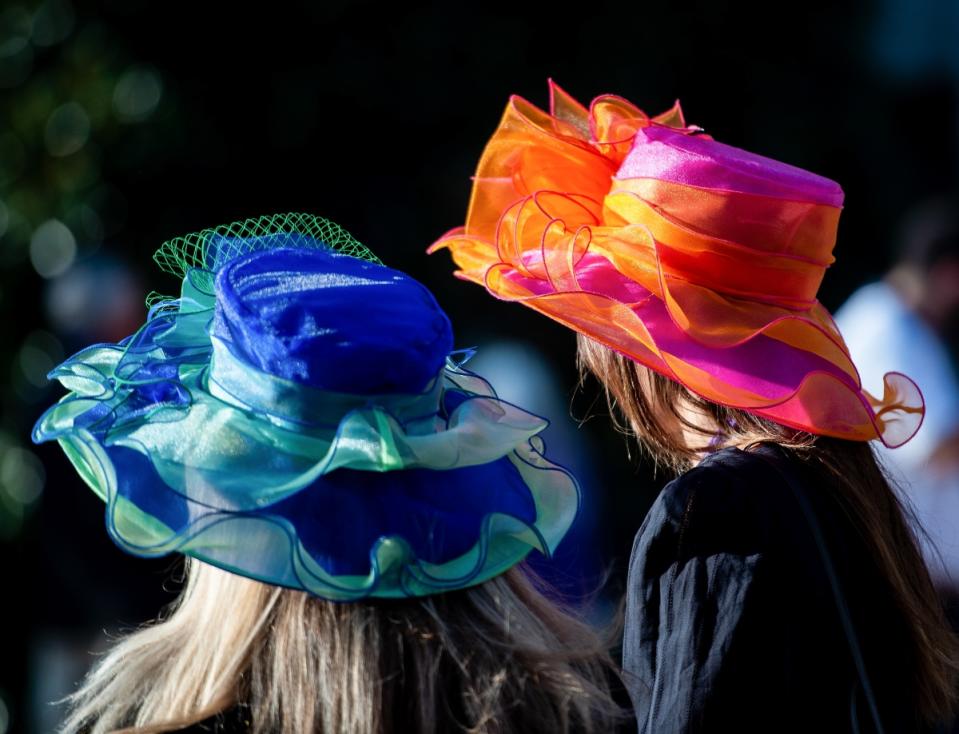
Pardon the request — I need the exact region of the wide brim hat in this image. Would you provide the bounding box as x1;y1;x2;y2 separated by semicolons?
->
33;213;579;601
429;81;924;448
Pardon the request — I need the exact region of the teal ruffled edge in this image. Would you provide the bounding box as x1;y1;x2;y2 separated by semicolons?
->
48;407;579;600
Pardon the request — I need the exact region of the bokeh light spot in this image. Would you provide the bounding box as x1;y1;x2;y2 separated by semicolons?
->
18;330;64;388
0;12;33;88
0;691;9;734
0;200;9;239
0;206;33;262
1;446;45;505
113;66;162;122
66;203;104;248
31;0;75;47
46;255;143;339
45;101;91;157
0;133;25;186
29;218;76;278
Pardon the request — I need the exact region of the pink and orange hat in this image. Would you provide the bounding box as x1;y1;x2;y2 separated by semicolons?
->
429;81;923;448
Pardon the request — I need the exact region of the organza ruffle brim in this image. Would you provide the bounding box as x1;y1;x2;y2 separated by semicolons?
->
432;234;922;448
32;249;580;600
428;81;923;448
45;424;574;600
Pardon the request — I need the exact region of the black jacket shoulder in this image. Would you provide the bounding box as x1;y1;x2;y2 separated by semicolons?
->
623;444;923;734
649;444;802;552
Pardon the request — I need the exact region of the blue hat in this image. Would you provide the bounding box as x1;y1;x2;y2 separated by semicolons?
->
32;214;579;601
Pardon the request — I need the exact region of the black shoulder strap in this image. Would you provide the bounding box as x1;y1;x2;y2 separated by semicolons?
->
753;447;885;734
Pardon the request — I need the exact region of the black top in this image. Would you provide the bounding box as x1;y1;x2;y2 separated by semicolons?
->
623;444;925;734
171;693;634;733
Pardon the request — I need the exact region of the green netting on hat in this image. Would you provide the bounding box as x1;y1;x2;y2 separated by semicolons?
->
146;212;382;308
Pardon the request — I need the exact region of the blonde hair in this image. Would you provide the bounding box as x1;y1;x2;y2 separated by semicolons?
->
578;333;959;726
64;558;627;734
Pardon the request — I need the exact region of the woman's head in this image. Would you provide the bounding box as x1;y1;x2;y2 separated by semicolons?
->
65;559;626;734
34;218;620;732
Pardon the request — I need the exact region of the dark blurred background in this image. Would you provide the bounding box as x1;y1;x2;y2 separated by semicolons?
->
2;1;958;731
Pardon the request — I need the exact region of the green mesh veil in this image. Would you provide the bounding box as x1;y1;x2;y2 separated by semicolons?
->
146;212;382;307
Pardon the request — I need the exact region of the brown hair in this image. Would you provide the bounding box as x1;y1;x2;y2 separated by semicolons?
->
64;559;628;734
577;334;959;725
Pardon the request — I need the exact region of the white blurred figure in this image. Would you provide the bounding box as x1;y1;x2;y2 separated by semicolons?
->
835;196;959;594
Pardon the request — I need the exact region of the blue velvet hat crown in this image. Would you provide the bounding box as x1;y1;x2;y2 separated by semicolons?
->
32;214;579;600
